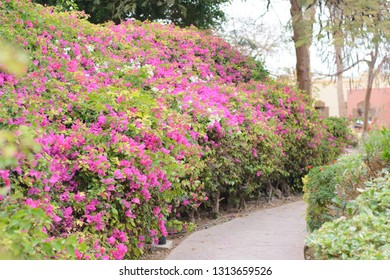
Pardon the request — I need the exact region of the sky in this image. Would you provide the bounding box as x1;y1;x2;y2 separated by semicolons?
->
221;0;337;77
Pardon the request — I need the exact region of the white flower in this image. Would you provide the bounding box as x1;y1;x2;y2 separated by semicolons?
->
86;45;94;53
143;64;154;78
189;76;199;83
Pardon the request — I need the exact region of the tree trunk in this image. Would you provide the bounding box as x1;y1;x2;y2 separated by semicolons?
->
363;60;375;133
290;0;314;96
363;40;382;134
335;36;347;117
211;190;220;218
328;3;347;117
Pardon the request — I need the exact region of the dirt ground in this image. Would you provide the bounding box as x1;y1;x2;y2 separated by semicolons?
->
141;195;303;260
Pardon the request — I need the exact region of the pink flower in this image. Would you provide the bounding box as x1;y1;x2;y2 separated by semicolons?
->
182;199;189;206
67;60;78;72
153;206;160;216
25;198;39;208
74;192;86;202
111;243;128;260
107;236;116;245
97;114;106;125
85;199;100;214
113;229;128;242
131;197;140;204
252;148;258;158
75;249;83;260
48;174;60;184
63;206;73;218
113;170;123;179
125;210;136;218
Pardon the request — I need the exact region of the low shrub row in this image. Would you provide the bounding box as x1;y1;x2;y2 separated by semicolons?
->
303;154;367;232
304;128;390;259
306;171;390;259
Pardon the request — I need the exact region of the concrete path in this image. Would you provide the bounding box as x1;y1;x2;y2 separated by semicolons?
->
166;200;307;260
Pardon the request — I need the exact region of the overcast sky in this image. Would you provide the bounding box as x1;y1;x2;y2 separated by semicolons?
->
221;0;331;77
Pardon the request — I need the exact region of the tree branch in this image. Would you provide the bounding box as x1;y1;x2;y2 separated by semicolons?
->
373;55;388;78
313;58;365;77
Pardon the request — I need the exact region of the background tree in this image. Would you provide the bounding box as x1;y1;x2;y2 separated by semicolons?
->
340;0;389;132
289;0;316;96
220;17;281;61
314;0;389;121
328;0;347;117
33;0;231;29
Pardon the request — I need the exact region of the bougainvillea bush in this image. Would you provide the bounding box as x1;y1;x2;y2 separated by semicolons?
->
0;0;343;259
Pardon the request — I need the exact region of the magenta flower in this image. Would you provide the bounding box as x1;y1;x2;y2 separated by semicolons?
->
153;206;160;217
111;243;128;260
131;197;140;204
107;236;116;245
113;169;123;179
25;198;39;209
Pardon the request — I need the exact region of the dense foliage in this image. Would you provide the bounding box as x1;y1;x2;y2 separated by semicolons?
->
306;171;390;259
0;0;343;259
33;0;231;28
305;128;390;259
303;154;367;231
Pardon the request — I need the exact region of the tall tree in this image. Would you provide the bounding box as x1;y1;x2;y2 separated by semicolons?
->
340;0;389;132
328;0;347;117
289;0;316;96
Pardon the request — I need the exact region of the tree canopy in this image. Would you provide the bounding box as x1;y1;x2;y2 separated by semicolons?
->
33;0;231;29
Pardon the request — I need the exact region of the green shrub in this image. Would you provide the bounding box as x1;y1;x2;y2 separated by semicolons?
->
364;128;390;164
0;203;80;259
323;117;357;147
303;154;367;232
306;171;390;260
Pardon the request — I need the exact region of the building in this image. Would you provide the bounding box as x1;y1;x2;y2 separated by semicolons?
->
312;74;390;128
347;87;390;128
312;78;350;117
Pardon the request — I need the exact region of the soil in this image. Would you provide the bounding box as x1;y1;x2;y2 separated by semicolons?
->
140;195;303;260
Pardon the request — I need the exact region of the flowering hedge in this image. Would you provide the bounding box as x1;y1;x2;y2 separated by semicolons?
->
0;0;343;259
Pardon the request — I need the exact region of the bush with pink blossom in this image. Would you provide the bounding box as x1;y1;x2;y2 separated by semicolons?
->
0;0;346;259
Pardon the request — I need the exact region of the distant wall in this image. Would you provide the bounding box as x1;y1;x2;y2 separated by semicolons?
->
312;80;349;117
347;88;390;128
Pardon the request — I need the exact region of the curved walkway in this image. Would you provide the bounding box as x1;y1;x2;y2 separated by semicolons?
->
166;200;307;260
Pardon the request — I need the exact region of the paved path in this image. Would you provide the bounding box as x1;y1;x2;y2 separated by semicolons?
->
166;200;307;260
